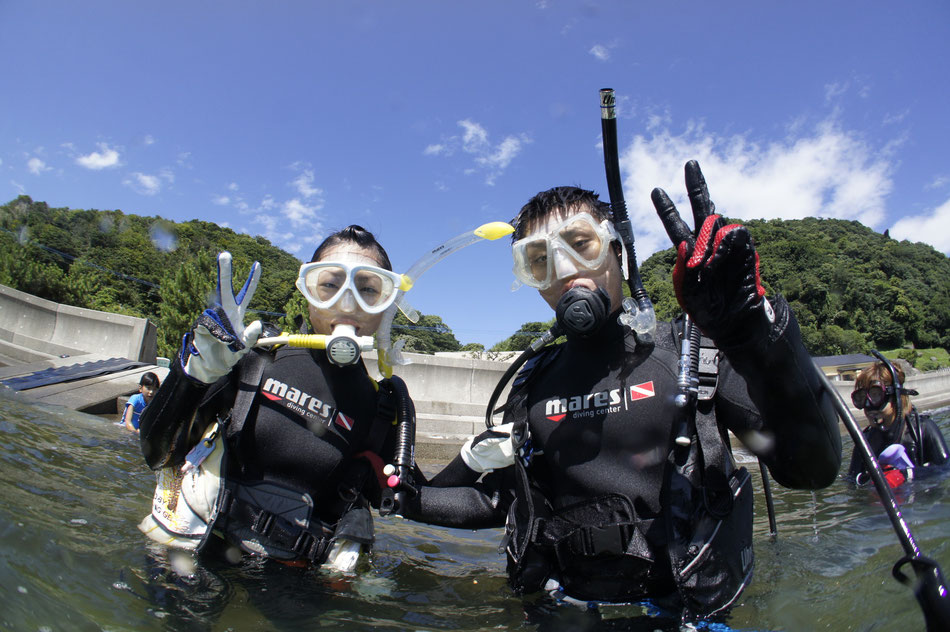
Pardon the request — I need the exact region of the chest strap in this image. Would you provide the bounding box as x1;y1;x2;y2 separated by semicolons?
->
225;349;271;441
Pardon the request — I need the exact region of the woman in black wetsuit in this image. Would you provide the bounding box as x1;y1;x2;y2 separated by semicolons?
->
138;225;410;570
847;360;949;487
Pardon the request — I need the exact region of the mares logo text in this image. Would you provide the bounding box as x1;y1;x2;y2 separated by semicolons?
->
544;388;622;422
261;378;333;423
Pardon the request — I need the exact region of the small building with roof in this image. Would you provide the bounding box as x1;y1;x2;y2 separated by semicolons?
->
813;353;876;381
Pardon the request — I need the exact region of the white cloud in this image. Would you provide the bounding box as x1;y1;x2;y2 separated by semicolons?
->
890;198;950;254
589;44;610;61
144;135;156;145
618;118;894;261
460;120;489;152
824;81;847;102
251;206;324;258
27;157;49;175
76;143;120;170
11;180;25;194
124;168;173;196
426;119;531;186
927;175;950;190
282;198;317;225
291;168;323;199
477;136;523;170
212;195;231;205
125;172;161;195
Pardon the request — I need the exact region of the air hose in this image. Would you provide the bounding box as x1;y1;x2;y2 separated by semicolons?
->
379;375;416;517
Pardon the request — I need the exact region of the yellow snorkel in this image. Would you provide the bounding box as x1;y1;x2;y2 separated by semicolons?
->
376;221;513;377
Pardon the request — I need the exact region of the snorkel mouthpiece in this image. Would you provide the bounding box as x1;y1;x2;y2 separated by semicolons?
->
555;286;610;338
326;324;365;367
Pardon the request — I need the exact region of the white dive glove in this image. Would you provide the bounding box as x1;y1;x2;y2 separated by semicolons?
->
181;251;263;384
460;422;517;473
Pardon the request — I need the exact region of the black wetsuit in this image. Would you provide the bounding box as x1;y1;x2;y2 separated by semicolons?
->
847;408;950;481
411;296;841;614
140;339;398;557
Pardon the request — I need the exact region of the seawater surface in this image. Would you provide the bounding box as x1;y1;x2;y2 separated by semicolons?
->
1;389;948;631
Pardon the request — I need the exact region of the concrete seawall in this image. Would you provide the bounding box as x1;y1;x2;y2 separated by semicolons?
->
0;284;156;365
361;350;515;461
2;284;949;462
0;284;163;413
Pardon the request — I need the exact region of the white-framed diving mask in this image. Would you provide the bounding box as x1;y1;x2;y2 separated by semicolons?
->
295;261;410;315
511;211;620;290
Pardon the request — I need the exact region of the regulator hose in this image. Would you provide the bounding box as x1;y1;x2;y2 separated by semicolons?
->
379;375;417;517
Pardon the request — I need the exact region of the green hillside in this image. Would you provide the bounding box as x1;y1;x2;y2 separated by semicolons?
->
641;216;950;359
4;195;949;364
0;196;462;358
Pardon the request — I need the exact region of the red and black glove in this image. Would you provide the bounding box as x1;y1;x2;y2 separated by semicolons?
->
651;160;774;353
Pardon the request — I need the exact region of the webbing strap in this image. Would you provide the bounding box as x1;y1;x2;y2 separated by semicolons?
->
226;350;270;440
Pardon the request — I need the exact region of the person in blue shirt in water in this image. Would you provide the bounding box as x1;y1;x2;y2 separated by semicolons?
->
123;372;160;433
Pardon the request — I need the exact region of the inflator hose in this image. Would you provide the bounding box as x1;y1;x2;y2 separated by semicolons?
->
485;326;562;429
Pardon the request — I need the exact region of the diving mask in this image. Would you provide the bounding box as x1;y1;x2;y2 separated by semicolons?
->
851;382;897;411
512;212;619;290
296;261;410;314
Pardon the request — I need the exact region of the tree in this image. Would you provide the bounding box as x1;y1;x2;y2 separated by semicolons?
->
490;319;557;351
278;291;309;333
391;312;461;354
156;251;216;359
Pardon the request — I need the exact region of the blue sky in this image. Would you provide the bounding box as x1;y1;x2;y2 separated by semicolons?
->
3;1;949;348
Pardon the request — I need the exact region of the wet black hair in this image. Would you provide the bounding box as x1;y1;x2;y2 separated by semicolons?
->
511;186;613;241
309;225;392;271
140;372;160;388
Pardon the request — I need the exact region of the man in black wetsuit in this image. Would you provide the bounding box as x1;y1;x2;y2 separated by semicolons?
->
410;161;842;619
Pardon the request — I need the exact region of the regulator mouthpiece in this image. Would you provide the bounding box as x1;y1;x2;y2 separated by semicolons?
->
326;324;365;367
555;286;610;338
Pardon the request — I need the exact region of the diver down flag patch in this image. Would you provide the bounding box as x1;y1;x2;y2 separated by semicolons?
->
335;412;353;431
628;381;655;402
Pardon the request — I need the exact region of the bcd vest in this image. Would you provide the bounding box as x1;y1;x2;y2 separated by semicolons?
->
500;323;754;617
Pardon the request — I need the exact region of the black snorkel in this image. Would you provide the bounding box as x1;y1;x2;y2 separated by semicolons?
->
599;88;656;344
486;89;657;429
816;363;949;630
